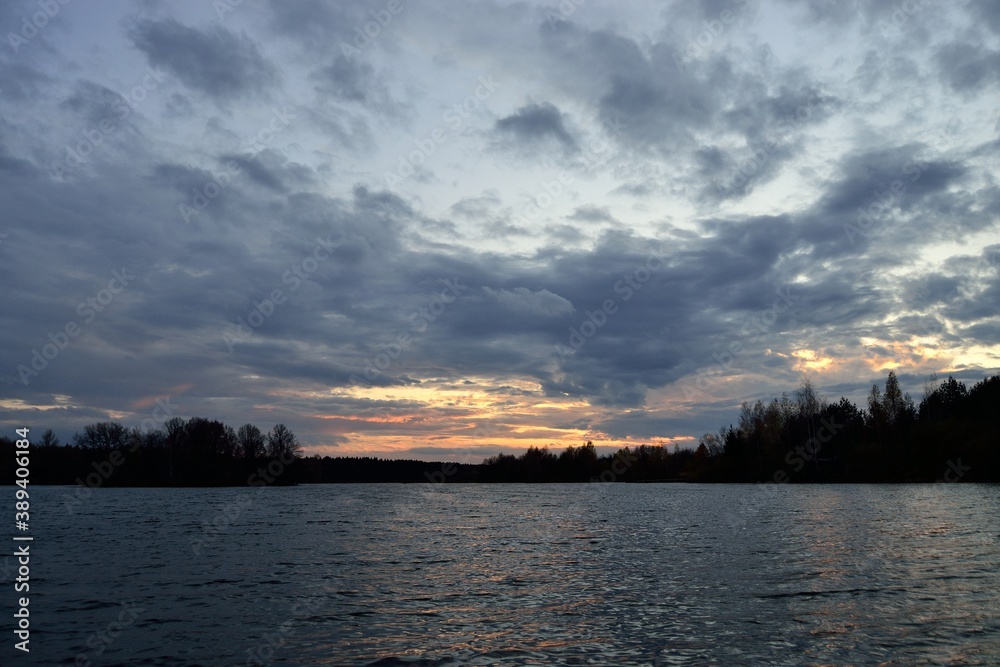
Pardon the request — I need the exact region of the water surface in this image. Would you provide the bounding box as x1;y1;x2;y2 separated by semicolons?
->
24;483;1000;665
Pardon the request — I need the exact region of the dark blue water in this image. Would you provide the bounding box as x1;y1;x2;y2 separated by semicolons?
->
18;483;1000;665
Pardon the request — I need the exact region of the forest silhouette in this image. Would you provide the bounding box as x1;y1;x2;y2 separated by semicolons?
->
3;371;998;485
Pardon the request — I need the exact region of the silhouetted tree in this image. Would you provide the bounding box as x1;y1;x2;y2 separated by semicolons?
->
164;417;186;440
919;375;968;422
138;427;166;449
236;423;266;460
266;424;301;459
73;421;128;450
556;441;598;480
518;446;558;481
882;370;904;426
184;418;232;455
39;428;60;447
867;382;884;449
698;432;724;457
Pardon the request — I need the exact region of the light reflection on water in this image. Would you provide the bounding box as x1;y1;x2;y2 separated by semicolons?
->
30;483;1000;665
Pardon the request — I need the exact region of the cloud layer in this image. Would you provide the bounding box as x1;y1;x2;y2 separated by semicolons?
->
1;0;998;459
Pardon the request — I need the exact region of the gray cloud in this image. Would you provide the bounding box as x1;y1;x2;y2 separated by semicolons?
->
128;18;280;100
935;42;1000;92
495;102;577;152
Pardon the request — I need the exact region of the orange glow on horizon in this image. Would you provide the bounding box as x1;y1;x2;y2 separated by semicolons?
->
254;339;997;460
793;349;835;372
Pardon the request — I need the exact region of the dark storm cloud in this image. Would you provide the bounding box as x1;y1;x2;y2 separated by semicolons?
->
128;18;280;100
935;42;1000;92
800;145;967;257
817;147;921;217
494;102;577;152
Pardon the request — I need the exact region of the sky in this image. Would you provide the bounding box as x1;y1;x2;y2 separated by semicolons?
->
1;0;998;461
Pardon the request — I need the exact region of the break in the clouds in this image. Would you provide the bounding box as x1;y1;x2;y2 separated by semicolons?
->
1;0;998;459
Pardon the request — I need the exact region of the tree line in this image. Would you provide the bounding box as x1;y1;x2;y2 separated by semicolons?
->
442;370;1000;483
707;371;999;482
3;372;998;485
0;418;302;486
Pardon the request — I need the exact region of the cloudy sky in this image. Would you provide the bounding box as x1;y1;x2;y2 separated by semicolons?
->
1;0;998;460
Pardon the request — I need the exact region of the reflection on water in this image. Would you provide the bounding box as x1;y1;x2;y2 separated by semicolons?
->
31;484;1000;665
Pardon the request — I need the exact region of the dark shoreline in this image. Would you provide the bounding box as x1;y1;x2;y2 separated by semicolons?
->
7;372;998;486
